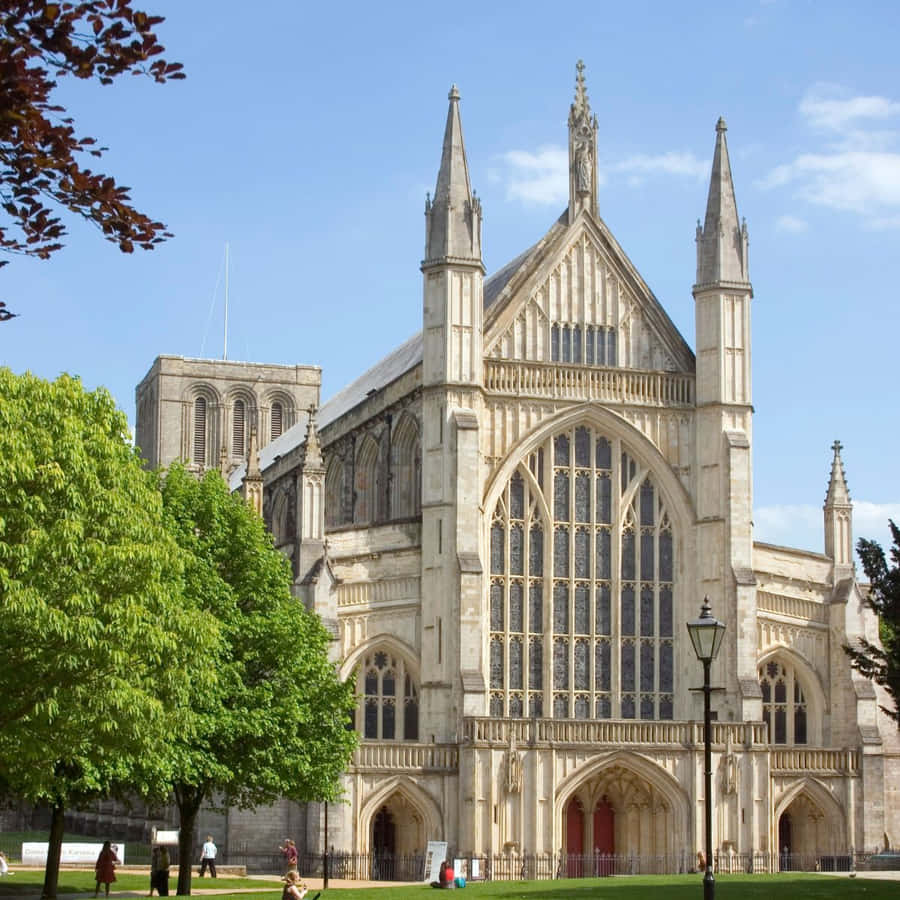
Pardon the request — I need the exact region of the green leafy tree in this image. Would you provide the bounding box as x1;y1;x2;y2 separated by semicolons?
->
0;369;217;899
0;2;184;317
158;465;357;896
845;521;900;725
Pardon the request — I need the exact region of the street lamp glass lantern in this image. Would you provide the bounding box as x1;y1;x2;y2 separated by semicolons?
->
687;598;726;663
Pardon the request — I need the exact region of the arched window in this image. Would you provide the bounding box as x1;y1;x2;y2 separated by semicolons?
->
489;425;675;720
354;436;379;525
325;456;349;529
358;650;418;741
192;396;207;468
391;414;421;519
271;401;283;441
759;659;808;745
232;399;246;458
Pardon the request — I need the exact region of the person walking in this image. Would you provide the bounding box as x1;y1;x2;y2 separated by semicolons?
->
157;846;170;896
199;835;217;878
279;838;299;874
94;841;120;897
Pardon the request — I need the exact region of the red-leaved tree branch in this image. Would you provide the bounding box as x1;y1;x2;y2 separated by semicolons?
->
0;1;184;317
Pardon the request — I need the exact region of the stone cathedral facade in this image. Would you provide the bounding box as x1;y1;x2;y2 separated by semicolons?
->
136;65;898;868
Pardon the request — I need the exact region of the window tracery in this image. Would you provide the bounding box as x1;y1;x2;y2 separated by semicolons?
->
358;650;419;741
489;425;675;720
759;658;808;745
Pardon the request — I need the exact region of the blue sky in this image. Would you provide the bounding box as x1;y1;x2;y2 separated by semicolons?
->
3;0;898;557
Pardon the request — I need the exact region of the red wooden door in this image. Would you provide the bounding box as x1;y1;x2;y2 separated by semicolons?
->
565;800;584;876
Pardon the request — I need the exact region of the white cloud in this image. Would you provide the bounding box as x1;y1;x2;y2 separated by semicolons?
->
613;152;707;181
501;146;569;207
760;85;900;227
799;85;900;133
774;214;808;233
499;145;706;208
754;501;900;560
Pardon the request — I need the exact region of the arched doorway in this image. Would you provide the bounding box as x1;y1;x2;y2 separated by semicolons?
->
564;799;585;876
594;798;614;853
778;813;792;870
372;806;396;857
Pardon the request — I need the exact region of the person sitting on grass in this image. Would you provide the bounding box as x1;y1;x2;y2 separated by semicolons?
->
282;870;314;900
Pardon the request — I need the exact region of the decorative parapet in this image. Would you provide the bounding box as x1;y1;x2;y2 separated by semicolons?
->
462;717;767;748
757;591;828;624
483;360;694;407
770;747;859;775
350;742;459;772
337;576;420;608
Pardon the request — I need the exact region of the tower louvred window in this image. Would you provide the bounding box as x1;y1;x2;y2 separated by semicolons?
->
271;402;283;440
193;396;207;467
489;426;675;720
233;399;245;457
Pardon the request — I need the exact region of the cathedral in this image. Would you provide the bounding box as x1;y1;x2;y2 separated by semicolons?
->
134;63;898;872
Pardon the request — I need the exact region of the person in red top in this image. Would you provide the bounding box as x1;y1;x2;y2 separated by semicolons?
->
94;841;119;897
279;838;299;874
444;861;455;888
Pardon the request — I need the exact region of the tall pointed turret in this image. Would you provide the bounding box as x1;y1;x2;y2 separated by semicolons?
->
424;85;482;265
691;116;755;722
567;59;599;223
696;118;749;285
824;440;854;571
420;85;485;741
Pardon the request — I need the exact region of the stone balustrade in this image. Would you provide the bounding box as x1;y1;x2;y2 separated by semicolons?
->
351;742;459;772
757;590;828;624
337;575;420;608
484;360;695;407
770;747;859;774
462;717;768;747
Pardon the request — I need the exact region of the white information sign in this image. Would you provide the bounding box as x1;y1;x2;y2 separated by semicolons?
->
423;840;448;882
152;829;179;846
22;842;125;865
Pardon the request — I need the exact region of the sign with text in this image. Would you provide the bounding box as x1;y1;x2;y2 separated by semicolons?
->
152;829;179;846
423;840;448;882
22;843;125;865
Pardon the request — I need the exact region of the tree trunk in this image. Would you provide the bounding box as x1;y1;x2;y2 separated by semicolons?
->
175;784;204;896
41;802;66;900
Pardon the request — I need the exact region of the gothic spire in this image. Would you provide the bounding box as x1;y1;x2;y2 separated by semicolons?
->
568;59;598;222
241;427;263;516
424;85;482;265
696;117;749;285
825;439;851;507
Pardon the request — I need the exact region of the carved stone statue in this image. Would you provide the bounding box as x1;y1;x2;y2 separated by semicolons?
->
504;734;523;794
575;141;592;193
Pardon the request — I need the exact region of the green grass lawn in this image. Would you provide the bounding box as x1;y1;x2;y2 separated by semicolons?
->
1;872;895;899
0;868;280;896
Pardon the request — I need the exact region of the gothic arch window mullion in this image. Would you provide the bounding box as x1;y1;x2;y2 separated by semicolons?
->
610;436;622;717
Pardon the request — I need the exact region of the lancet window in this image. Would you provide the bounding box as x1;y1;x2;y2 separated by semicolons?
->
759;659;808;745
271;401;284;441
489;425;675;720
192;396;208;468
357;650;419;741
232;399;246;458
551;324;617;366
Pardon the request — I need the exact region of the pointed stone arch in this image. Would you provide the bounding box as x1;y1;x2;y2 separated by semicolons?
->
357;775;443;854
757;645;825;745
341;635;421;743
391;412;421;519
774;777;846;858
354;434;380;524
554;750;691;864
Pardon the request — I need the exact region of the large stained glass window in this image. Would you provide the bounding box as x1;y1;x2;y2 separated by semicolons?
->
489;425;675;720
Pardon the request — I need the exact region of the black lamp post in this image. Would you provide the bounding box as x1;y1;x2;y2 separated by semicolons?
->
687;598;726;900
